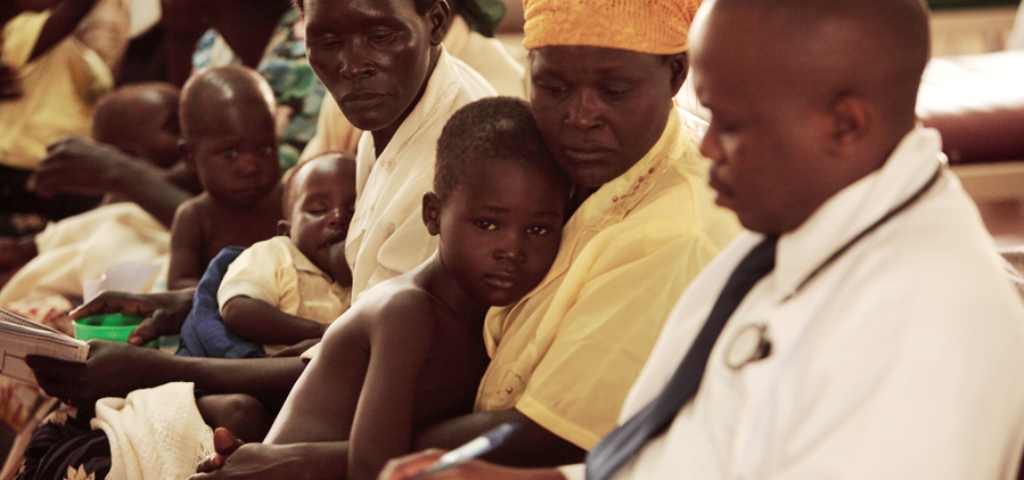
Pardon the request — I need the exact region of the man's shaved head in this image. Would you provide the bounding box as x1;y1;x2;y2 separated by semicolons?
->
179;65;276;139
694;0;929;130
690;0;931;234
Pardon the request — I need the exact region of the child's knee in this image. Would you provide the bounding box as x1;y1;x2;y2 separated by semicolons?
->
196;393;271;442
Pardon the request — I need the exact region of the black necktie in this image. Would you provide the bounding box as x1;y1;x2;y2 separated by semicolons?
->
586;236;779;480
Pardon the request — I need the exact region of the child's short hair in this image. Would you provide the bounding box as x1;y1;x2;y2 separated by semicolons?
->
281;151;352;214
434;96;558;201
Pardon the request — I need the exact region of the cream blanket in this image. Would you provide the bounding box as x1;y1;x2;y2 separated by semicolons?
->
91;382;213;480
0;203;169;306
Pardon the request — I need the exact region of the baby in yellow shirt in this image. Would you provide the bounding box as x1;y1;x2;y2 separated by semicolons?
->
217;151;356;354
191;151;355;442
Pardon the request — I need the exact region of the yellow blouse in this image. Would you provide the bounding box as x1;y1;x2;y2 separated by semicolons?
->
475;108;741;449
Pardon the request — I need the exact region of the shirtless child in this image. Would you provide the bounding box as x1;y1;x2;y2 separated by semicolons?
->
168;65;283;290
196;97;570;480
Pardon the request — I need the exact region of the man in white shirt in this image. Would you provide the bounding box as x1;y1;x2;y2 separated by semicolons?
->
379;0;1024;479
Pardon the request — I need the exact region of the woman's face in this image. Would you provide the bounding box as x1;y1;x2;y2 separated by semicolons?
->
303;0;442;135
529;46;687;189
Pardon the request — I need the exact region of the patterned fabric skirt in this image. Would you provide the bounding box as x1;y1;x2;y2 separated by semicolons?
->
17;407;110;480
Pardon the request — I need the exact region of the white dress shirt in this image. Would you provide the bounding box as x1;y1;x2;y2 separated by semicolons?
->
563;127;1024;479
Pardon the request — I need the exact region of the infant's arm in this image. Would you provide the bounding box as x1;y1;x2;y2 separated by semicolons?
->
222;296;328;346
168;199;204;290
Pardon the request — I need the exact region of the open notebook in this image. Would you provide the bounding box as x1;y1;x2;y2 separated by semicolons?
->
0;308;89;386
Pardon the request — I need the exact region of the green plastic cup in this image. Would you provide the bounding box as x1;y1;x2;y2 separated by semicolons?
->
73;313;156;348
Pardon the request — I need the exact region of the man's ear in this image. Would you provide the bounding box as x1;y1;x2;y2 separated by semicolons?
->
829;95;872;156
277;219;291;236
422;192;441;236
427;0;452;46
668;52;689;95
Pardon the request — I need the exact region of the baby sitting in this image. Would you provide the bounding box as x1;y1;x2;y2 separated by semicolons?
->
168;65;283;290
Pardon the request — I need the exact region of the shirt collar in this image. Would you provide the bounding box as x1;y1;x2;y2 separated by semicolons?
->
282;236;332;279
774;126;946;298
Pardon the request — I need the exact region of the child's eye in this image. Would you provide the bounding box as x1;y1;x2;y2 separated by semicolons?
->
474;221;497;231
259;146;274;156
527;226;549;235
223;149;238;160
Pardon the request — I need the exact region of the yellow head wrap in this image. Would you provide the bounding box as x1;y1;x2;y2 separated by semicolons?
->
523;0;702;54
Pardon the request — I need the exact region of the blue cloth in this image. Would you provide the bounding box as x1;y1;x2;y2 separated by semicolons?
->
176;246;267;358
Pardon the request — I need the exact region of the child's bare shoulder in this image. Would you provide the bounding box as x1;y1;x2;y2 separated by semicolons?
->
353;276;442;338
176;192;213;218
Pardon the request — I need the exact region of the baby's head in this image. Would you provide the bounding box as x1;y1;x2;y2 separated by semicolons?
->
424;96;570;307
280;152;357;286
93;83;181;169
179;65;280;207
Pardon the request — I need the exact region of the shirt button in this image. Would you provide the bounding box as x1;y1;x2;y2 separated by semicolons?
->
505;386;514;394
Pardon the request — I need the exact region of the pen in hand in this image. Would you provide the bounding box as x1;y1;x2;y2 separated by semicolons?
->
413;422;521;478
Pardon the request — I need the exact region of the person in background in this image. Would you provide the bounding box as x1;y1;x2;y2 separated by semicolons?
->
180;0;324;170
0;82;188;291
215;151;356;353
167;65;282;290
1;0;112;232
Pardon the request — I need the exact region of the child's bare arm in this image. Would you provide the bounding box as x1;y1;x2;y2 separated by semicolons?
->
168;200;204;290
30;0;100;62
347;295;438;480
263;310;371;446
263;291;436;458
221;296;328;346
